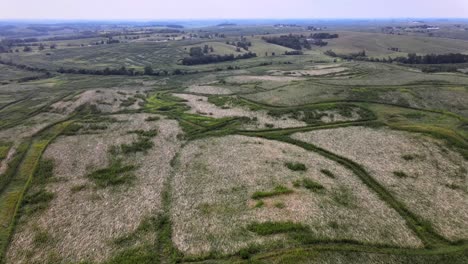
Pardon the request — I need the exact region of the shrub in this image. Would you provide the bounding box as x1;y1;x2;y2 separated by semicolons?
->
145;116;160;121
402;154;415;161
331;187;356;208
274;202;286;209
22;189;55;215
247;221;309;235
128;129;158;138
252;185;293;199
302;178;325;192
285;162;307;171
393;171;409;178
121;137;154;154
320;169;335;178
87;160;136;188
254;200;264;208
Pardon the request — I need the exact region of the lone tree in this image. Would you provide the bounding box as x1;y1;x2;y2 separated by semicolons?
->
144;65;153;75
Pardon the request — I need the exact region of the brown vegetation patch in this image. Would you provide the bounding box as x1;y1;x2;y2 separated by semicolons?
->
173;93;307;129
186;85;233;95
171;135;421;255
7;114;182;263
0;112;65;143
225;75;303;83
50;88;147;114
292;127;468;241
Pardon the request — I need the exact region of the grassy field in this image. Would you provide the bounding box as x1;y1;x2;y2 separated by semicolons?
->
0;22;467;263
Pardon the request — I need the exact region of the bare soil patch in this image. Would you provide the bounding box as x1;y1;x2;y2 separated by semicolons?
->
292;126;468;241
171;135;421;256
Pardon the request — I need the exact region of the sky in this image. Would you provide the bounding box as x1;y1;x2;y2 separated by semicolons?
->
2;0;468;20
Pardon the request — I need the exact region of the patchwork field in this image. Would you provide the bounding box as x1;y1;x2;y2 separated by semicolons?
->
292;127;468;241
172;135;421;256
0;21;467;264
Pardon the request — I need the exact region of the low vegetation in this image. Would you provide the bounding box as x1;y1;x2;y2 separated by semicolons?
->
251;185;293;199
86;160;136;188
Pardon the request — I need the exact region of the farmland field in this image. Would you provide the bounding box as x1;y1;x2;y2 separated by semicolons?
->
0;19;467;264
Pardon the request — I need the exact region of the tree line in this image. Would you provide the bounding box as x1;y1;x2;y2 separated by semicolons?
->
182;52;257;65
262;33;338;50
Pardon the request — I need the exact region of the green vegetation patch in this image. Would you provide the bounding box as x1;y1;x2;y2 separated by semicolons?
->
320;169;336;178
22;189;55;216
86;160;136;188
120;137;154;154
247;221;309;235
0;142;11;160
251;185;293;199
128;129;158;138
301;178;325;192
285;162;307;171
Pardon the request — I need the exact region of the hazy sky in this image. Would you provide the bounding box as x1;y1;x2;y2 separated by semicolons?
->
2;0;468;20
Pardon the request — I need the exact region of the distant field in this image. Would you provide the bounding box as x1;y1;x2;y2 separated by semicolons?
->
316;31;468;56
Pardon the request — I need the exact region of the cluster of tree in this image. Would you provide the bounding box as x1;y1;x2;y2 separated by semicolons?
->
388;47;400;52
391;53;468;64
262;34;311;50
106;38;120;44
310;33;339;39
182;52;257;65
0;59;49;73
284;50;303;55
420;65;459;73
308;39;328;47
217;23;237;27
58;66;142;76
226;38;252;51
324;50;367;60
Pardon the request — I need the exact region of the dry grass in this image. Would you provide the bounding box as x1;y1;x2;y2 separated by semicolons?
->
0;112;65;143
51;88;147;114
186;85;233;95
173;93;307;130
269;66;348;77
292;127;468;241
319;109;361;123
171;135;421;256
7;114;183;263
0;146;15;175
225;75;303;83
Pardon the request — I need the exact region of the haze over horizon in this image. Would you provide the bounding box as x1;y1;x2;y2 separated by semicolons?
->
2;0;468;20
